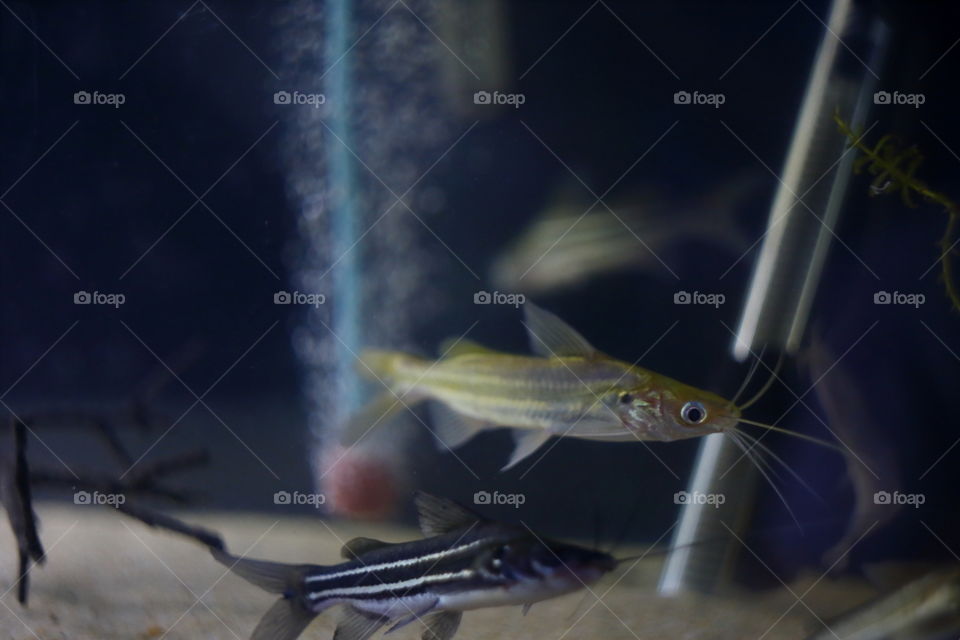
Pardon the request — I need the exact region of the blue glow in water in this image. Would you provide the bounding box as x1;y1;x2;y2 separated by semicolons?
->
324;0;362;414
287;0;454;455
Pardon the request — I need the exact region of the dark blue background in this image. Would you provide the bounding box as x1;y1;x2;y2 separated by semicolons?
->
1;1;958;583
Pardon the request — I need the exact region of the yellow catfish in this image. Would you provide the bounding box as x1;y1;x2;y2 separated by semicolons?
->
344;304;834;471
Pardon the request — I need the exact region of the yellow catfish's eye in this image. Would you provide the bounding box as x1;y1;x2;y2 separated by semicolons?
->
680;401;707;424
618;392;635;405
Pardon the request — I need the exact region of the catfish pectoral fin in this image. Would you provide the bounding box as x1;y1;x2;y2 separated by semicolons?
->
333;606;389;640
251;598;317;640
422;611;462;640
385;598;440;633
429;401;492;450
501;429;552;471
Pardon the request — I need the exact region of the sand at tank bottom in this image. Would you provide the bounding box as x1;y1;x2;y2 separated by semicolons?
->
0;504;876;639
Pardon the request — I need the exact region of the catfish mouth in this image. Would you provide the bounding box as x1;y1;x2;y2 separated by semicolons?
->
613;417;659;441
534;552;616;585
554;559;615;585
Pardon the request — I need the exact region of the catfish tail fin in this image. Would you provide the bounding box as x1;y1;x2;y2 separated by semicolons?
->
211;548;320;640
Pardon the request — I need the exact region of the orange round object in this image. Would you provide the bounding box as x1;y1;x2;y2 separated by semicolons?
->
318;445;402;520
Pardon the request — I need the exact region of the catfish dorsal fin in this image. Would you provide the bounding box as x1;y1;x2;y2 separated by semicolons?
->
414;492;483;536
340;537;393;560
523;303;598;359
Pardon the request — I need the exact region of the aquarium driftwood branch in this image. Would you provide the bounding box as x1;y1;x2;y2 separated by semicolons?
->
20;408;159;468
2;419;210;604
835;112;960;313
114;501;224;551
1;417;45;605
0;343;209;604
30;449;209;504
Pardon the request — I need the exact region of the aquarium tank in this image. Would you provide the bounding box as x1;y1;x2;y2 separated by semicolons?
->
1;1;959;638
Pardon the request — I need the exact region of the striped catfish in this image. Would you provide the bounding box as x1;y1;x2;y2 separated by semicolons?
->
212;493;616;640
344;304;839;474
343;303;742;470
489;174;758;296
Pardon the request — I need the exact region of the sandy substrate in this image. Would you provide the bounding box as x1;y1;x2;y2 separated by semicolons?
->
0;504;876;639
